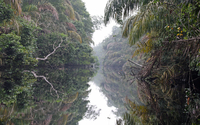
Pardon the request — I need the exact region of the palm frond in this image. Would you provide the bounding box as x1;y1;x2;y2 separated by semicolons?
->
63;114;69;125
38;3;59;20
106;0;181;47
65;2;75;20
132;32;157;57
65;0;72;6
68;31;82;43
104;0;150;25
66;22;77;31
75;11;82;21
123;2;157;45
57;113;71;125
132;38;153;57
123;112;137;125
4;0;22;15
63;92;79;104
123;1;178;45
104;0;185;25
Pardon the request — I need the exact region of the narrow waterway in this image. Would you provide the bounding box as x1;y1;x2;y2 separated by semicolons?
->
79;81;118;125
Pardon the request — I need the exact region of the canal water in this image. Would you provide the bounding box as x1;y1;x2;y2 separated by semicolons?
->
0;66;133;124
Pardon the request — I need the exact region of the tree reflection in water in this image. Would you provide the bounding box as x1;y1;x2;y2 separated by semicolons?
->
0;67;98;125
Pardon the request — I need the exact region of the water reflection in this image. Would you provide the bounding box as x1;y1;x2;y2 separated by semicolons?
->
2;62;200;124
91;66;200;124
79;66;140;125
115;65;200;124
0;66;96;124
94;67;141;116
79;82;118;125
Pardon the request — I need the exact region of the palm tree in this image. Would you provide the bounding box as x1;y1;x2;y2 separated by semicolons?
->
104;0;197;46
104;0;200;66
122;2;175;45
104;0;149;25
104;0;187;26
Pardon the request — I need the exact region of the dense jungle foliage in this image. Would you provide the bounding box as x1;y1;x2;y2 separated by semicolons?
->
103;0;200;124
0;67;97;125
0;0;98;124
1;0;200;124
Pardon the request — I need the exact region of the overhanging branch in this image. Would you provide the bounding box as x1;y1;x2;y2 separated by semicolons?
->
36;38;67;61
163;36;200;43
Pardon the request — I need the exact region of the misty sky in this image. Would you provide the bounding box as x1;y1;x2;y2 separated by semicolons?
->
82;0;117;46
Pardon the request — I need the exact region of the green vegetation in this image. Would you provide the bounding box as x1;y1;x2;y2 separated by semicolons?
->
1;0;200;124
0;0;98;124
104;0;200;124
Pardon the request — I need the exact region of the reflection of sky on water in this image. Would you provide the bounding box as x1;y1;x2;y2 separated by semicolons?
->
78;1;119;124
79;82;118;125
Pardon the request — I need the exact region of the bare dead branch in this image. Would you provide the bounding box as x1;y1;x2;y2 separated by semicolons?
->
36;39;67;61
128;59;143;67
24;70;59;98
163;36;200;43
